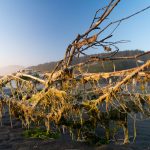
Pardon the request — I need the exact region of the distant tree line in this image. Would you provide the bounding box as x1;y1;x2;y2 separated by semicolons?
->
29;50;150;73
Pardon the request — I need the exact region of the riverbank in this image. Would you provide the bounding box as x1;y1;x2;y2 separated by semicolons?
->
0;110;149;150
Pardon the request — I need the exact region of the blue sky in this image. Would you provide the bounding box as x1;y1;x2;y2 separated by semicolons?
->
0;0;150;67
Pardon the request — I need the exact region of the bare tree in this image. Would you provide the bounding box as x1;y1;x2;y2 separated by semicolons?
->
0;0;150;144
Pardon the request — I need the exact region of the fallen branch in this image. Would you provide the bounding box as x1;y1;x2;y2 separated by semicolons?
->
84;60;150;106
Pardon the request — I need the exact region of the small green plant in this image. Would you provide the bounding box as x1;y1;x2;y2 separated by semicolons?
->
23;128;60;140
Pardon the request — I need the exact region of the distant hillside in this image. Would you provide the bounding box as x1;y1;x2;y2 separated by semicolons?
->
29;61;58;73
0;65;24;76
29;50;150;73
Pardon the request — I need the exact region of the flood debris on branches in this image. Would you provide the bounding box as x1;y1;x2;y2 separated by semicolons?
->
0;0;150;145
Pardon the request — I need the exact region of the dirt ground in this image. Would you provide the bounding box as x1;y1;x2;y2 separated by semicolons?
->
0;111;149;150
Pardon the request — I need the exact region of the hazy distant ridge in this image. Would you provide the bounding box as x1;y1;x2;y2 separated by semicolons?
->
29;50;150;73
0;65;24;76
1;50;149;76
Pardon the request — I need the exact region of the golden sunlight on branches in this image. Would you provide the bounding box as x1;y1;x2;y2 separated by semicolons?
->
0;0;150;146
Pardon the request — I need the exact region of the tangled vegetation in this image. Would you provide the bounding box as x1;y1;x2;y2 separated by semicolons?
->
0;0;150;145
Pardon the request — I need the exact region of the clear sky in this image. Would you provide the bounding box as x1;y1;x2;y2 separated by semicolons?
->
0;0;150;67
